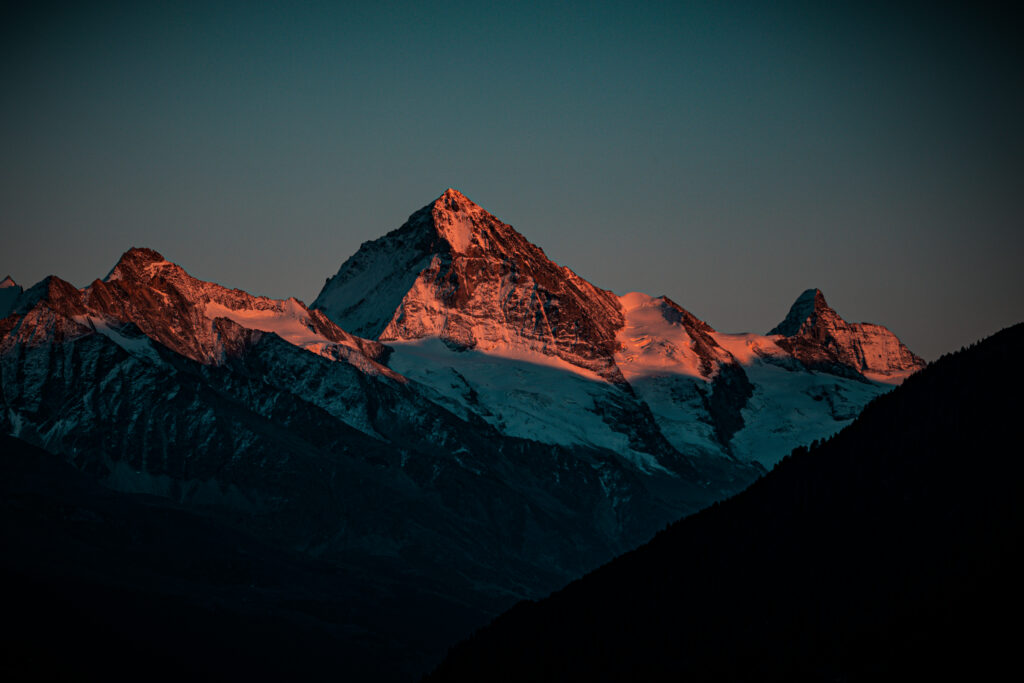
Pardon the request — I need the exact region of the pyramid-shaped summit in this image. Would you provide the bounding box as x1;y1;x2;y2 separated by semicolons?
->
768;288;826;337
769;288;925;382
313;189;628;383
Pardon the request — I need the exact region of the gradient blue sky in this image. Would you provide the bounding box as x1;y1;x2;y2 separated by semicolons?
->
2;1;1020;360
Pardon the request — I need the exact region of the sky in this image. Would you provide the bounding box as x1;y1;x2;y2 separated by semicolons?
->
2;1;1020;360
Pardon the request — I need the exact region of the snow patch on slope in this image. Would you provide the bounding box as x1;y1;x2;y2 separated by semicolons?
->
387;338;665;472
729;361;890;467
615;292;709;380
625;374;722;456
203;299;391;375
205;299;326;347
712;332;787;364
863;367;918;384
435;189;477;252
313;238;435;339
67;315;163;364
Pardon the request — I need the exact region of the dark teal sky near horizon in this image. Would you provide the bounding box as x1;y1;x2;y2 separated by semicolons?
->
2;1;1020;360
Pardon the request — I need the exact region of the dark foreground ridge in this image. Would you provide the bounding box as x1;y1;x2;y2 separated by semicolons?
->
0;434;490;681
429;323;1024;682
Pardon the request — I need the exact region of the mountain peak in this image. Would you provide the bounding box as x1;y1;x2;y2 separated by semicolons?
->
768;288;829;337
1;276;17;289
768;288;924;382
119;247;167;265
429;188;487;253
106;247;174;283
11;275;84;318
437;187;471;205
314;190;627;382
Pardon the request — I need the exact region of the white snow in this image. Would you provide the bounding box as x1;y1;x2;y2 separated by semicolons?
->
613;311;896;467
204;299;328;347
478;345;606;379
728;359;890;467
626;374;724;456
863;367;918;384
712;331;787;364
712;329;894;466
434;188;478;253
387;338;666;472
615;292;710;380
202;298;396;378
435;212;474;253
313;246;434;338
74;315;163;364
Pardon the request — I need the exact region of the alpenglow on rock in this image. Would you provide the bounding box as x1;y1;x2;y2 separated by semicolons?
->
768;288;926;383
1;243;764;681
1;190;932;678
314;189;926;468
313;188;628;384
94;247;394;372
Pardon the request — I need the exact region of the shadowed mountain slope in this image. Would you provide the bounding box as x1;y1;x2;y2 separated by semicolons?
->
1;191;937;679
0;434;493;681
0;246;759;679
430;323;1024;682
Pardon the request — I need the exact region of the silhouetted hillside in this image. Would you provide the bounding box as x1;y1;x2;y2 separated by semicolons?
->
0;435;492;681
430;323;1024;681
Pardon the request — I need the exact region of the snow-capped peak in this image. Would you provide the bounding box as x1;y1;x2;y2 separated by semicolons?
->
616;292;731;380
0;247;400;377
1;276;17;288
314;189;627;382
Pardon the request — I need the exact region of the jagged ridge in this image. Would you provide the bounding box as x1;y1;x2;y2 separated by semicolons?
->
0;248;395;379
769;288;925;382
314;190;924;466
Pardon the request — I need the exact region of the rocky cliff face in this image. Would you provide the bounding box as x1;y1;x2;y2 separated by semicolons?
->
1;245;758;623
314;189;627;383
1;190;931;678
769;288;925;382
313;190;924;467
92;247;393;373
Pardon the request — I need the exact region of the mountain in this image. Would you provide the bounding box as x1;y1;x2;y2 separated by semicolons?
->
769;287;925;382
428;323;1023;682
314;189;922;468
0;433;488;681
313;188;627;384
2;246;743;561
0;245;758;678
93;247;393;372
1;190;928;678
